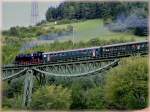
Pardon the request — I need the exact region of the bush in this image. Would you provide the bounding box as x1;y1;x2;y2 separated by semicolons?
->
2;95;22;110
67;25;73;32
134;27;148;36
70;78;96;109
31;85;72;110
70;82;87;109
56;19;79;25
104;57;148;110
36;20;47;26
86;87;106;109
87;38;101;46
2;78;24;98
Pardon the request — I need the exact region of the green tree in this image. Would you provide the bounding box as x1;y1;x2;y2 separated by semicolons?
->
70;78;96;109
2;94;22;109
87;38;101;46
86;87;106;109
45;7;55;21
104;57;148;109
45;1;148;22
70;82;87;109
31;85;72;110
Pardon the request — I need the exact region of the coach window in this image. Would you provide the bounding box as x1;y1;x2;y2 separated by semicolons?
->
69;52;71;56
76;51;79;55
103;48;105;51
137;45;140;50
107;48;110;52
142;44;145;48
114;47;116;51
43;54;47;58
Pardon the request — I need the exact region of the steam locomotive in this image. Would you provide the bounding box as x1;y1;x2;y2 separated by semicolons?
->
14;40;148;65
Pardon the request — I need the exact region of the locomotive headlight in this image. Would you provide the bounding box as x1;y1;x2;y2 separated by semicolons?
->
43;55;47;57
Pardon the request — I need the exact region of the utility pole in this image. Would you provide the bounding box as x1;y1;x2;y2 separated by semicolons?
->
73;26;74;46
31;1;39;25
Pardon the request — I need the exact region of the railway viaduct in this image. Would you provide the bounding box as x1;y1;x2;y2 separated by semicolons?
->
1;41;149;108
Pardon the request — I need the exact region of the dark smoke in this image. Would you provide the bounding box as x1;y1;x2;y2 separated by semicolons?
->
107;9;148;34
20;31;73;51
38;31;72;40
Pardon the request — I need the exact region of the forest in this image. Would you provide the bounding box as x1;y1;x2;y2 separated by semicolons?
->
45;2;148;21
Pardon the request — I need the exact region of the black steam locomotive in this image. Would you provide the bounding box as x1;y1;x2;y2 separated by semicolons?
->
14;40;148;65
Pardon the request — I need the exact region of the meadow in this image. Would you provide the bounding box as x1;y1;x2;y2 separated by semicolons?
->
43;19;146;42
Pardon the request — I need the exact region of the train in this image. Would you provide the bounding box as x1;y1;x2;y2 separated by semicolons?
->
14;40;148;65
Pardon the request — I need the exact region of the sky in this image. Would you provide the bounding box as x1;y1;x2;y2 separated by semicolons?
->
2;1;63;30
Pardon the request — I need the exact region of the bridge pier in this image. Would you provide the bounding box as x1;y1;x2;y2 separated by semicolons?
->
22;69;34;108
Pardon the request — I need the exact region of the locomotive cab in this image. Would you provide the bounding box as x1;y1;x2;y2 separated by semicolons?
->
14;51;44;65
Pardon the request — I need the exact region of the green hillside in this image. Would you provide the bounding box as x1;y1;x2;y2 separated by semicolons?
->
42;19;147;42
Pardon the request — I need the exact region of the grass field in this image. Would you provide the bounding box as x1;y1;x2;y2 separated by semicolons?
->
43;19;147;42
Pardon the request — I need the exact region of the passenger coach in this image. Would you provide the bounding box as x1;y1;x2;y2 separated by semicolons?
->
14;40;148;65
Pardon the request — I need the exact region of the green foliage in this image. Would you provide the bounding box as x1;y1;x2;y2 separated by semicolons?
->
70;81;87;109
31;85;72;110
86;87;106;109
2;45;19;64
2;26;37;38
134;27;148;36
104;57;148;109
2;24;75;40
87;38;101;46
46;2;148;22
66;25;73;32
2;95;22;110
70;77;98;109
36;20;47;26
2;78;24;100
2;36;23;64
56;19;80;25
